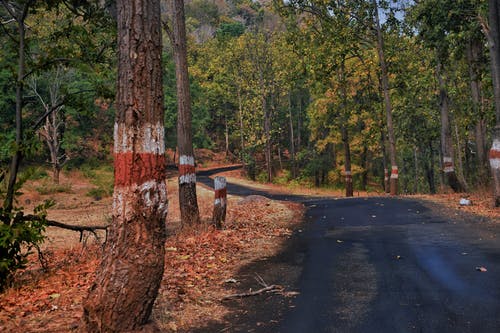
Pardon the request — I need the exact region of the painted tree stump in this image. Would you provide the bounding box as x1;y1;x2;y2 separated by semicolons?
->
212;176;227;229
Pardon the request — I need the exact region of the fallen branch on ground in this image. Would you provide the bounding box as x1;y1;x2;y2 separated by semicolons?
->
221;284;283;300
24;214;108;242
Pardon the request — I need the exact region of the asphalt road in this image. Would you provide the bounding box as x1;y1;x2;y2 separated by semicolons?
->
198;169;500;333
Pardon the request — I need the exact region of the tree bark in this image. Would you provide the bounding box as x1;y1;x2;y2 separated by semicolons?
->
82;0;167;331
436;61;465;193
212;176;227;229
288;92;296;178
486;0;500;206
172;0;200;225
466;38;488;182
342;125;353;197
4;1;31;212
372;0;398;195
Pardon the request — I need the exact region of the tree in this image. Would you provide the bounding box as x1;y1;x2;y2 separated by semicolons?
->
82;0;168;331
170;0;201;225
372;0;398;195
484;0;500;206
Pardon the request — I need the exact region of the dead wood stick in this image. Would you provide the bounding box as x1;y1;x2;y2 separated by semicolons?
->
222;284;283;300
23;214;108;241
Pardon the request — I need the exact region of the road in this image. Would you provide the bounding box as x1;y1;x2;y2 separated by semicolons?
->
197;169;500;333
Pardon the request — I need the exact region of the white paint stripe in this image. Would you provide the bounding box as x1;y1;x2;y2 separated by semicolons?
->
390;173;399;179
490;158;500;169
492;139;500;150
114;122;165;154
113;180;168;220
444;166;455;173
179;173;196;184
215;198;227;206
214;176;226;190
179;155;195;165
344;171;351;176
443;156;452;163
391;166;398;171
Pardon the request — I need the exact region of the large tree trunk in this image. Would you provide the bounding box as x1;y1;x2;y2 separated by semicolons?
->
82;0;167;331
173;0;200;225
372;0;398;195
436;61;465;193
486;0;500;206
466;38;488;182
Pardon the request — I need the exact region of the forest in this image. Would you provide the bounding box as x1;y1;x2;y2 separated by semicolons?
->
1;0;499;198
1;0;500;331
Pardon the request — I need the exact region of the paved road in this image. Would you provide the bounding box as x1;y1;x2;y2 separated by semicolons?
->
198;169;500;333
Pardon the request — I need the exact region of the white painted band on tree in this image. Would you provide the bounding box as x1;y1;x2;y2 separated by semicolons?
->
214;176;227;190
490;158;500;169
491;139;500;150
114;122;165;154
443;156;453;163
179;173;196;184
344;171;351;175
214;198;226;206
390;166;398;179
179;155;195;166
444;166;455;173
113;180;168;220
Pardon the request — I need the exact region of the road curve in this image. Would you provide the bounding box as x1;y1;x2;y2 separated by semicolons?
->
198;169;500;333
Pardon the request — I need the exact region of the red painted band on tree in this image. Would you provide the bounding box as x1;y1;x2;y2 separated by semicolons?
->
178;164;195;175
114;152;166;186
489;149;500;159
215;188;227;199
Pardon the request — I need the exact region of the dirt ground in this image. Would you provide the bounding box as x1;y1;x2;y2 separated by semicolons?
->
0;167;304;332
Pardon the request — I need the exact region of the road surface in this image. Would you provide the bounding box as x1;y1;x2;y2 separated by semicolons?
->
197;169;500;333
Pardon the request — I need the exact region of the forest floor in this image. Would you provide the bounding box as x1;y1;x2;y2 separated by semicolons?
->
0;159;498;332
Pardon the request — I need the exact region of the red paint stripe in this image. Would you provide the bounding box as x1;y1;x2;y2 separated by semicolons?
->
178;164;195;175
391;169;398;175
489;149;500;159
215;188;227;199
114;152;166;186
443;161;453;168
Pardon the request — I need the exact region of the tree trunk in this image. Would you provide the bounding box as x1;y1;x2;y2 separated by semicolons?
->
486;0;500;206
82;0;167;331
288;92;296;178
361;144;368;191
212;176;226;229
454;123;469;190
373;0;398;195
4;3;30;212
436;61;465;193
466;38;488;182
413;147;418;194
224;114;229;157
237;87;244;164
425;141;437;194
173;0;200;225
342;125;353;197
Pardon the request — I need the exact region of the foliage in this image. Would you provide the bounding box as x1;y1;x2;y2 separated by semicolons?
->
0;191;53;290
